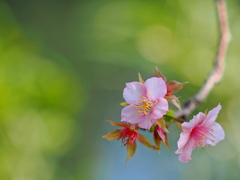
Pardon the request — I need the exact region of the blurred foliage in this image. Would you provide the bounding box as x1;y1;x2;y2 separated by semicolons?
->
1;0;240;179
0;2;83;180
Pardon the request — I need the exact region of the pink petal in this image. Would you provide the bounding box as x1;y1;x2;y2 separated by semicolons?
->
206;122;225;146
175;131;191;154
202;104;222;127
157;128;166;142
123;82;146;104
150;118;158;127
138;115;153;129
121;106;145;124
150;98;168;119
177;137;197;163
182;112;206;132
144;77;167;101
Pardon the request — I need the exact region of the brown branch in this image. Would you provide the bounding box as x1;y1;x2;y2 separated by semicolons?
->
175;0;231;120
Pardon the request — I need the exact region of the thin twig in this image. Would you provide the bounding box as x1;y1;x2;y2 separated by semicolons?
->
175;0;231;120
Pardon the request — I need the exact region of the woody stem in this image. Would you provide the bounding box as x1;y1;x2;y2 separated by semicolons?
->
175;0;231;120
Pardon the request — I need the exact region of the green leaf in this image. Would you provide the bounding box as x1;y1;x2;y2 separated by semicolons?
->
163;110;175;123
166;110;175;117
149;123;157;133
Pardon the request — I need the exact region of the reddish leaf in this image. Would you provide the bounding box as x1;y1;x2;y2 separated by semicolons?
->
126;142;137;162
102;129;121;141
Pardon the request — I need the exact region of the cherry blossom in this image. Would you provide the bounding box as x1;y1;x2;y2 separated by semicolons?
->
121;77;168;129
175;104;225;163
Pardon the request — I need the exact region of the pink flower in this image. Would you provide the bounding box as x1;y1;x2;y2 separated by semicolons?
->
121;77;168;129
175;104;225;163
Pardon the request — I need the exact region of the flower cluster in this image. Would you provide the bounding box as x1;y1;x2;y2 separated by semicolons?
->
102;68;225;163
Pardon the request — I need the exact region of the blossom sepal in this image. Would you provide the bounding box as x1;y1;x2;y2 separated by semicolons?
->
120;102;129;107
102;129;121;141
170;96;182;112
167;81;187;94
155;118;169;133
154;67;186;111
165;95;182;112
137;134;159;150
126;142;137;162
138;73;145;83
154;67;167;82
106;120;130;128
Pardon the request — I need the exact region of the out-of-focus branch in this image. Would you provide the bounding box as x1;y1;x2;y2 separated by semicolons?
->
175;0;231;120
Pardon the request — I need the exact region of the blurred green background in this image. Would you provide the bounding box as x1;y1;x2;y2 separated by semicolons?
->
0;0;240;179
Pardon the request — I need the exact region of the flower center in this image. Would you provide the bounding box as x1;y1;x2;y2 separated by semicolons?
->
191;126;215;147
130;94;157;116
120;128;137;146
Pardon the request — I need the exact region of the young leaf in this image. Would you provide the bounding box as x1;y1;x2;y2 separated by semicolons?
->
149;123;157;133
163;110;175;123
